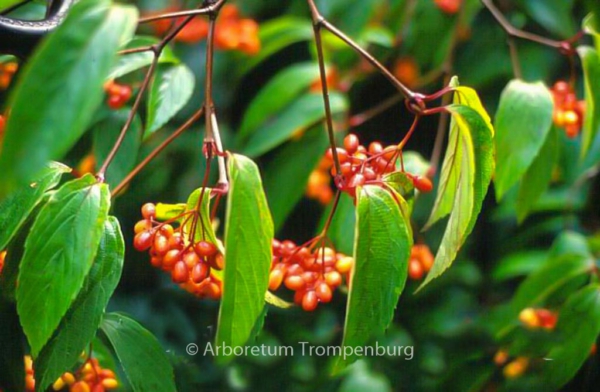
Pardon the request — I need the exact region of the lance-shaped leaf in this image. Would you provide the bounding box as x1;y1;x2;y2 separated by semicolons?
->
34;217;124;392
100;313;176;392
421;104;494;289
334;186;412;373
109;36;179;80
0;162;70;251
16;175;110;356
0;0;138;194
516;126;558;222
494;80;554;200
541;284;600;389
579;46;600;159
216;154;273;362
146;64;195;136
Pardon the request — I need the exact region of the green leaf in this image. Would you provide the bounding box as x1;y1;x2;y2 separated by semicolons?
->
491;251;547;282
263;126;329;231
579;46;600;159
519;0;576;38
216;154;273;362
242;92;348;157
0;1;138;194
17;175;110;356
0;302;25;392
109;36;179;80
146;64;195;136
155;203;187;221
92;109;142;189
35;217;124;392
583;13;600;50
421;104;494;289
0;162;70;251
237;17;314;76
334;186;412;373
494;80;554;200
238;63;320;141
100;312;176;392
540;284;600;389
515;126;558;222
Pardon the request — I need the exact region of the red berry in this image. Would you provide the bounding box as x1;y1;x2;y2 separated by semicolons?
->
153;234;169;255
285;275;305;291
183;251;200;269
343;134;360;154
412;176;434;193
192;263;209;283
302;290;318;311
315;281;332;303
162;249;181;269
134;231;154;251
195;241;217;257
408;259;424;280
172;261;189;283
141;203;156;219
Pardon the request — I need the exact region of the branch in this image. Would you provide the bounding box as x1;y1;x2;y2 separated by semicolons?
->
138;0;227;24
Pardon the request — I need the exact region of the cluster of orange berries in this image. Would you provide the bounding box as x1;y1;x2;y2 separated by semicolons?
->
407;244;434;280
305;157;335;205
20;355;118;392
518;307;558;330
269;240;353;311
324;134;433;199
434;0;462;14
551;81;585;138
152;5;260;55
103;80;132;110
0;61;17;90
133;203;223;299
493;351;530;379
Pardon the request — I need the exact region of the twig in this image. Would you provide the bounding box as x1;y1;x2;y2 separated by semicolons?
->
111;108;205;196
507;37;523;79
138;0;227;24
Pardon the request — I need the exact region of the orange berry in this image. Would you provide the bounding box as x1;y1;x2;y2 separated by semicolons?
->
324;271;342;287
343;134;360;154
195;241;217;257
208;253;224;270
285;275;305;291
518;308;540;329
503;357;529;379
434;0;462;14
134;231;154;251
393;57;419;88
162;249;182;269
315;281;332;303
101;378;119;389
335;257;353;274
134;219;150;234
536;309;558;330
141;203;156;219
172;261;189;283
191;263;209;284
153;234;169;255
183;251;200;269
269;269;284;291
408;259;424;280
412;175;434;193
302;290;318;311
494;350;509;366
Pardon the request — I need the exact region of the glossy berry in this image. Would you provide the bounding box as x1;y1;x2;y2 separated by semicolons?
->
434;0;462;14
412;175;434;193
408;244;435;280
133;231;154;251
141;203;156;219
503;357;529;379
302;290;318;311
195;240;218;257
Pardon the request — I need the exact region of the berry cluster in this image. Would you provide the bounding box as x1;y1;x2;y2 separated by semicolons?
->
0;61;17;90
0;250;5;275
133;203;223;299
434;0;462;14
151;5;260;55
551;81;585;138
305;157;335;205
324;134;433;198
103;80;132;110
518;307;558;330
20;355;118;392
407;244;434;280
269;240;353;311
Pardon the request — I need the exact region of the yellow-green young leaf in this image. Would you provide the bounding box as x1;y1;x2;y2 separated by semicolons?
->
541;284;600;389
100;313;176;392
493;80;554;200
155;203;186;221
516;126;558;223
183;188;221;252
452;84;494;136
35;217;124;392
0;162;70;251
334;186;412;373
265;291;294;309
16;175;110;356
579;46;600;159
0;1;138;195
216;154;273;362
421;105;494;289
